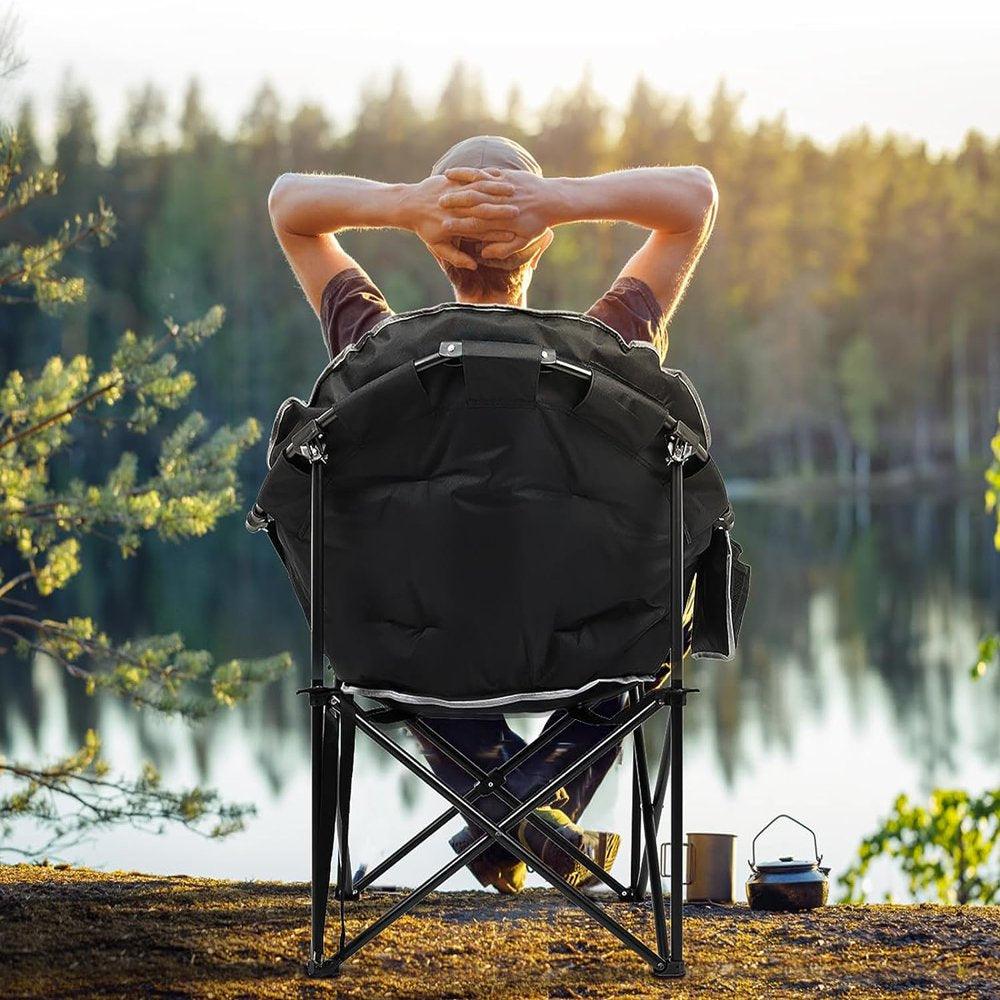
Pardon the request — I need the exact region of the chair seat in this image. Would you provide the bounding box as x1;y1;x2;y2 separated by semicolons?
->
343;673;654;716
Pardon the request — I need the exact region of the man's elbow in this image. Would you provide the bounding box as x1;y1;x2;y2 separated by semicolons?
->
689;166;718;232
267;173;296;227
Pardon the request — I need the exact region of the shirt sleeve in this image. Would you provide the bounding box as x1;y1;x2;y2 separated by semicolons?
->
319;267;394;359
584;276;665;348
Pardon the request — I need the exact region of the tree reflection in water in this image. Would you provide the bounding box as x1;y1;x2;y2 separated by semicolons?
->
2;495;997;892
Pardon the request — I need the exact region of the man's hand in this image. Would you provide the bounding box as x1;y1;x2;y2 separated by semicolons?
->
442;164;717;323
404;174;520;269
268;169;530;312
438;167;555;262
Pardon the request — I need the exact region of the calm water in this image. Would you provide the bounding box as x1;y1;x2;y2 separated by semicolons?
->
3;494;998;901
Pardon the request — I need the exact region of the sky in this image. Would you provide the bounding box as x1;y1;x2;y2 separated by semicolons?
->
5;0;1000;154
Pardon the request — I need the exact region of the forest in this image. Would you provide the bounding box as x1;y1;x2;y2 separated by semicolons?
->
3;65;998;485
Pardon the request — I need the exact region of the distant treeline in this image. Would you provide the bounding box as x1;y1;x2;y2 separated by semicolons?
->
3;66;998;482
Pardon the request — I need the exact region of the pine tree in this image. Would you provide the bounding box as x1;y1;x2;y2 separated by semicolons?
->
179;78;219;155
0;130;291;859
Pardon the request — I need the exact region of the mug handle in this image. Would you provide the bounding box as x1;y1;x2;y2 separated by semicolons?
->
659;841;694;885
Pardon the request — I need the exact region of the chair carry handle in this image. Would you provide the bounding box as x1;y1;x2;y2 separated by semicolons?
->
415;340;593;382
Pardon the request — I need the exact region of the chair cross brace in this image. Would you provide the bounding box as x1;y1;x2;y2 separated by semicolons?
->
306;686;685;979
405;715;633;899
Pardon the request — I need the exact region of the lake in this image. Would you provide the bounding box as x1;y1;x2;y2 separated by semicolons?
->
3;493;998;902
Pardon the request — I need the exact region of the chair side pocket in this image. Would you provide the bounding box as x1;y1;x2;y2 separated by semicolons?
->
691;527;751;660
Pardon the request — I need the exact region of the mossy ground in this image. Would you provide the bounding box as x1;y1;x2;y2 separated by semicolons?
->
1;865;997;999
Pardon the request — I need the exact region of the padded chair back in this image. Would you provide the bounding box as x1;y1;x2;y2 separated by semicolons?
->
253;305;745;707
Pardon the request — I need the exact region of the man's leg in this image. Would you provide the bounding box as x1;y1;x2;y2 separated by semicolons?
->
413;709;615;822
537;693;627;822
498;694;626;887
500;693;625;817
411;699;627;891
411;715;525;810
410;716;528;892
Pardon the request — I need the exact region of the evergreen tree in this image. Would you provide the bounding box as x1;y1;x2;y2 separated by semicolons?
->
5;65;999;482
179;78;219;155
0;130;291;859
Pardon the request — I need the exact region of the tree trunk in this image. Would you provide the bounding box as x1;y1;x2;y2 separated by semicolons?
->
950;310;970;469
855;447;871;490
913;404;933;476
795;421;815;478
831;421;853;484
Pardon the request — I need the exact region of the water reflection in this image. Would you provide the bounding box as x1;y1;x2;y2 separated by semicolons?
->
2;495;998;896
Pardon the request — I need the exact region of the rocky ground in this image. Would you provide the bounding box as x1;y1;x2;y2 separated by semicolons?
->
1;865;997;999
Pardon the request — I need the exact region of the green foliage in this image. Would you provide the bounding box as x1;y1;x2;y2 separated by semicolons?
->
838;789;1000;905
972;634;999;680
0;730;253;858
0;305;264;586
0;131;116;310
986;410;1000;550
838;335;888;455
971;411;1000;679
0;129;292;858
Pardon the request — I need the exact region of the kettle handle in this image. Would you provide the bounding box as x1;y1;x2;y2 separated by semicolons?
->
750;814;822;867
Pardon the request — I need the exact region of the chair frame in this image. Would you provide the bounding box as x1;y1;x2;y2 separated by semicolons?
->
284;345;701;980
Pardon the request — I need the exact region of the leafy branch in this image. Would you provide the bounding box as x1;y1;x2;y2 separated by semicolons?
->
0;130;116;311
971;410;1000;680
0;126;291;858
838;790;1000;905
0;731;255;859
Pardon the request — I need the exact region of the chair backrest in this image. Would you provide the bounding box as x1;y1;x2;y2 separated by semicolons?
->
253;305;740;706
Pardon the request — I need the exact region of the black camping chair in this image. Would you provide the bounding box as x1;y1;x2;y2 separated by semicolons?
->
247;304;749;981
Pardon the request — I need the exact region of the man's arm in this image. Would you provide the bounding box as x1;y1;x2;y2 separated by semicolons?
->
440;166;718;324
268;173;517;316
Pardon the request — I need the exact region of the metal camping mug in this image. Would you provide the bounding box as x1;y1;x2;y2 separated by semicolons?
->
660;833;737;902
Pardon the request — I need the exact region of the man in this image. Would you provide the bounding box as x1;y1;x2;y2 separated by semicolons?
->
269;136;717;894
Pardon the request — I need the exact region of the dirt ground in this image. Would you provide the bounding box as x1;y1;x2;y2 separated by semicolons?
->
0;865;997;999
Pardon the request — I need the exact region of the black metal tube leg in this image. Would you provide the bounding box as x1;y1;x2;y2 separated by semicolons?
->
634;725;668;961
668;455;685;972
336;697;356;903
310;700;324;962
629;688;643;898
669;695;684;964
312;706;337;965
630;753;642;897
307;449;330;970
637;713;671;897
308;451;326;688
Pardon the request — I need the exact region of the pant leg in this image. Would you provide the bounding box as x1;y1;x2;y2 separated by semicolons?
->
413;695;626;852
411;716;526;817
504;693;626;824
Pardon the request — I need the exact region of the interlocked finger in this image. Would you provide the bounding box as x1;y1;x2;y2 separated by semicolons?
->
439;186;516;210
446;203;519;222
444;166;504;184
431;241;478;269
444;217;517;238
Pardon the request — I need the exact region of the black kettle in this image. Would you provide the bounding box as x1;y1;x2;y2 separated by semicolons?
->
745;814;830;912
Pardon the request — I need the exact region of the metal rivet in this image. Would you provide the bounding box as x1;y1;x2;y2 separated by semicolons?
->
446;343;456;353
